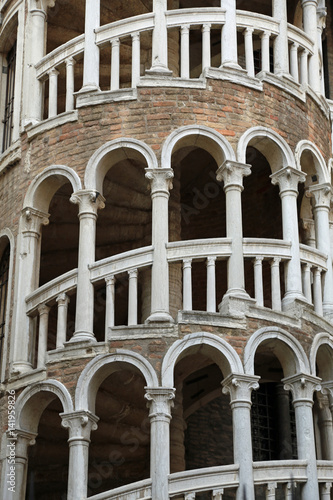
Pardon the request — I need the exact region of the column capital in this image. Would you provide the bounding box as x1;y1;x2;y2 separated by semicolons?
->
321;381;333;400
61;410;99;439
317;7;327;31
307;183;331;209
145;387;175;420
56;292;70;306
145;168;174;195
21;207;50;234
38;303;51;315
270;166;306;195
70;189;105;215
12;429;37;455
216;160;252;190
105;274;116;286
222;373;260;403
301;0;318;7
282;373;321;403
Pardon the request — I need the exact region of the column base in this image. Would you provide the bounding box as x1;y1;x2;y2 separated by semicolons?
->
323;302;333;322
219;293;256;319
145;67;173;78
219;61;242;71
77;84;101;94
11;361;33;375
69;330;97;343
282;291;307;311
145;311;174;324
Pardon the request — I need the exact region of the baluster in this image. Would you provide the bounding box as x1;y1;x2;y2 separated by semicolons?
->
37;304;50;369
105;275;116;337
206;256;216;313
321;482;332;500
289;42;299;82
266;482;277;499
182;259;192;311
244;27;255;77
270;257;282;312
56;293;70;348
254;256;264;307
131;32;141;87
181;25;190;79
261;31;271;72
111;38;120;91
212;489;224;500
184;493;196;500
313;267;323;316
300;49;309;86
128;269;138;325
202;23;211;72
65;57;76;112
302;263;312;304
284;481;295;500
48;68;59;118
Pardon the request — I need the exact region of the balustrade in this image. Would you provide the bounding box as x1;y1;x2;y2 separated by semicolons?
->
33;9;316;122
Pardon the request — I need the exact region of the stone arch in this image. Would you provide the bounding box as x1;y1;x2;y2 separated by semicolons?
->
16;380;74;434
310;332;333;380
75;350;158;412
84;138;158;193
23;165;82;213
161;332;243;388
237;126;296;172
244;326;310;377
295;140;329;185
161;125;236;170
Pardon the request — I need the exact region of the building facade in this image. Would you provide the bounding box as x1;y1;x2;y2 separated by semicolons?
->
0;0;333;499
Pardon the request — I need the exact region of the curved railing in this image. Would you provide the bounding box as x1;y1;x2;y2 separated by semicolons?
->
35;9;316;121
88;478;152;500
26;238;328;368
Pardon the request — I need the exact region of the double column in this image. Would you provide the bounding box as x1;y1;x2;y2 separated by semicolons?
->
283;374;321;500
145;388;175;500
145;168;174;323
70;190;105;341
222;374;260;500
61;411;99;499
216;161;251;303
12;208;49;372
308;184;333;319
271;167;306;308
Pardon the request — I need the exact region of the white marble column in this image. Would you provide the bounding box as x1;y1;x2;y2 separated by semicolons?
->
254;257;264;306
147;0;172;75
216;161;251;301
220;0;239;69
182;259;192;310
244;28;255;77
270;167;306;308
261;31;271;73
271;257;282;311
316;392;333;460
322;382;333;422
8;429;36;500
105;274;116;337
290;43;299;82
48;68;59;118
283;374;321;500
145;168;174;323
206;256;217;312
65;57;76;111
317;7;327;95
56;293;70;348
61;411;99;500
70;191;105;341
12;208;50;373
308;184;333;319
82;0;100;91
272;0;289;76
145;388;175;500
301;0;321;92
132;33;141;87
222;374;260;500
202;24;211;72
181;25;190;79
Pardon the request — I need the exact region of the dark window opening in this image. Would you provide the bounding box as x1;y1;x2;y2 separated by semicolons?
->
0;244;10;368
322;37;330;99
2;42;16;152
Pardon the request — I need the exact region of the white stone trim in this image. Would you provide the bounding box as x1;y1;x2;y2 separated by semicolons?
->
15;379;74;433
244;326;310;376
75;350;158;412
84;138;158;193
161;125;236;171
23;164;82;213
310;332;333;377
161;331;243;387
0;229;15;382
25;110;79;140
237;126;296;171
295;140;330;184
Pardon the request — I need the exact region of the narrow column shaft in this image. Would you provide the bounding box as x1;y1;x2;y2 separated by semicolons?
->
220;0;239;68
132;33;141;87
105;275;116;337
272;0;289;75
145;169;174;323
266;483;277;499
82;0;100;90
11;431;37;500
65;57;76;111
206;257;216;312
182;259;192;310
37;304;50;368
111;38;120;91
261;31;271;72
302;263;312;303
181;25;190;79
271;258;282;311
202;24;211;71
149;0;170;74
313;267;323;315
290;43;299;82
128;269;138;326
300;49;309;85
254;257;264;306
244;28;255;77
301;0;320;91
56;293;70;348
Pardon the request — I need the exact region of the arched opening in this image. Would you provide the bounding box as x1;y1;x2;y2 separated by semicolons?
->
26;398;69;499
88;367;150;496
168;342;236;500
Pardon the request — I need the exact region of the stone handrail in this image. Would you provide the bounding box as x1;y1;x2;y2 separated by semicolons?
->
317;460;333;481
167;238;232;262
88;478;152;500
95;12;155;45
253;459;308;484
35;34;85;80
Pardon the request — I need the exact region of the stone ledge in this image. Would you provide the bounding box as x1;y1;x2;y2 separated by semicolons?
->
177;309;247;329
26;110;79;140
76;88;138;108
205;66;263;91
7;368;47;390
46;341;107;363
0;140;21;175
108;324;178;340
